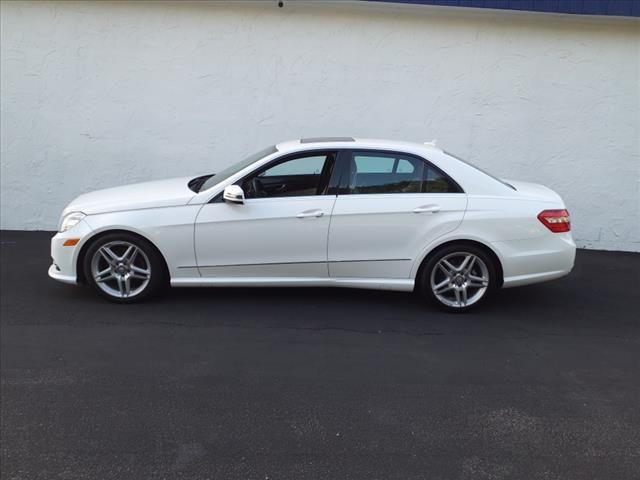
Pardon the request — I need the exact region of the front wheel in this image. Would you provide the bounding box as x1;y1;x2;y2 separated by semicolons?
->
420;245;496;312
83;233;166;303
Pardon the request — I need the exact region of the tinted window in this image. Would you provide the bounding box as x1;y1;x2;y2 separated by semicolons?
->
396;159;415;173
242;153;334;199
350;153;423;193
262;156;325;176
424;165;458;193
355;156;396;173
347;152;461;194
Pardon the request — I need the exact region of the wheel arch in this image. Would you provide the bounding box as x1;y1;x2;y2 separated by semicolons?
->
414;239;504;290
76;228;170;285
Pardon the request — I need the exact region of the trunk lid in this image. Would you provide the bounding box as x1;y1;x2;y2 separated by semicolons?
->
503;179;565;205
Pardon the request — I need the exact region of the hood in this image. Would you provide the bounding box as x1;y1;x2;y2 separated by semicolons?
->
63;176;196;215
503;179;564;205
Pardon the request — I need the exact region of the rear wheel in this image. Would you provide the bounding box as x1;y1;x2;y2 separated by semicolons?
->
83;233;166;303
420;245;496;312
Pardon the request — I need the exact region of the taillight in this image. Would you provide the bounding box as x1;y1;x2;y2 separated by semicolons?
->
538;209;571;233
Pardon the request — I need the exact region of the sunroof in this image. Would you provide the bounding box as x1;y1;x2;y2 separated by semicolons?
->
300;137;355;144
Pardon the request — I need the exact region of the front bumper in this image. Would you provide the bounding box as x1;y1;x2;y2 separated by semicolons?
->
48;263;77;284
48;219;93;285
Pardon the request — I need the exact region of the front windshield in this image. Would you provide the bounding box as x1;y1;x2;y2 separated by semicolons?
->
198;145;278;192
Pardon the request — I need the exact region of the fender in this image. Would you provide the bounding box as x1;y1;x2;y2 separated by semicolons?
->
410;232;506;280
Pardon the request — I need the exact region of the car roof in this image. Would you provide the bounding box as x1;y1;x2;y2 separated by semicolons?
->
270;138;512;196
276;137;443;154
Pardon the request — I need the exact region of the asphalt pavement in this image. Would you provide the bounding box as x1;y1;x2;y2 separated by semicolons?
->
1;230;639;480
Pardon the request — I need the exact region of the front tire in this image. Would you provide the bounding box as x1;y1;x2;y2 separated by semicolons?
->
419;244;496;312
83;233;166;303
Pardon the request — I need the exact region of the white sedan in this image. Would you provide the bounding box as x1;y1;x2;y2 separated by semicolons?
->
49;137;575;311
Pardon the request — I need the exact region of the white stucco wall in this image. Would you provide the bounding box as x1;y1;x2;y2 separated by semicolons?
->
1;0;638;251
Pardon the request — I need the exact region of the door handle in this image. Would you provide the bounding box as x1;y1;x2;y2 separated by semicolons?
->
413;205;440;214
296;209;325;218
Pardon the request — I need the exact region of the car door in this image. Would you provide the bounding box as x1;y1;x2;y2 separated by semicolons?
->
328;150;467;279
194;151;339;279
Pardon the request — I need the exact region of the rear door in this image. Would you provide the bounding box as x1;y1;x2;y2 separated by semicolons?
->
327;150;467;279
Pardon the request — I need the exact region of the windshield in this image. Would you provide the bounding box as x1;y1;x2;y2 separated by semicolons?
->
444;150;515;190
198;145;278;192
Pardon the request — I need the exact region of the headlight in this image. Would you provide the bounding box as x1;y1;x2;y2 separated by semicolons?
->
59;212;86;232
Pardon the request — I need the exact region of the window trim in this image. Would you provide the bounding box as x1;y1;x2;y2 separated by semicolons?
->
336;149;464;196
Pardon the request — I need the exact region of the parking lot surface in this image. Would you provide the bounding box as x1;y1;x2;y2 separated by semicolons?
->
1;231;639;480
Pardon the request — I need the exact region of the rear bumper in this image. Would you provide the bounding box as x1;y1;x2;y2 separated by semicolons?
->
492;233;576;288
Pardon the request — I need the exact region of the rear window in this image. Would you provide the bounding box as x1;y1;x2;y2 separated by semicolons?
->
445;151;515;190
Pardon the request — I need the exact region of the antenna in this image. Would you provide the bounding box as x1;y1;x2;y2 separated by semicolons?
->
424;139;437;147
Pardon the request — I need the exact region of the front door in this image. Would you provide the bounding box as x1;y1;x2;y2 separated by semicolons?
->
194;151;338;278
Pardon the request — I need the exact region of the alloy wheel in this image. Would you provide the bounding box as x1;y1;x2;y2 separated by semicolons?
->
429;252;490;308
90;241;151;299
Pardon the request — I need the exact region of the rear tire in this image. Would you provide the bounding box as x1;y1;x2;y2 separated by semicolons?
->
83;232;166;303
419;244;496;312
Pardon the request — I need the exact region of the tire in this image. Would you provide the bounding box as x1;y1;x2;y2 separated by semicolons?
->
83;232;166;303
419;244;497;313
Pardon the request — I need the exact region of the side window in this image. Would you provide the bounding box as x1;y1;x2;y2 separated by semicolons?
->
349;153;424;194
424;165;459;193
396;159;415;174
242;153;334;199
347;151;462;194
355;156;395;173
262;156;325;177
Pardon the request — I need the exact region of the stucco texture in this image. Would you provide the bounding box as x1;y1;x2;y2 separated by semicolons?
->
1;1;638;251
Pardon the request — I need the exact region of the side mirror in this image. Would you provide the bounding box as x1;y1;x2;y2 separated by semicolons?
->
223;185;245;204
